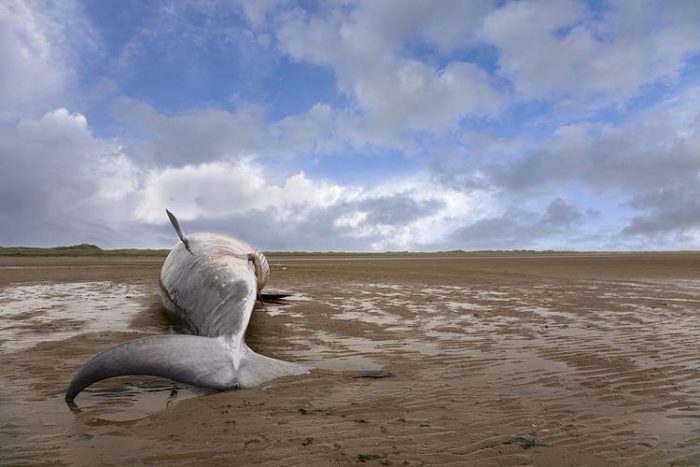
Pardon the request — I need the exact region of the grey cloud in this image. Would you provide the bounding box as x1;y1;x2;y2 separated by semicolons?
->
623;188;700;237
429;88;700;245
356;195;444;226
448;198;585;250
544;198;583;227
176;207;375;252
146;191;447;252
0;112;96;230
112;98;342;166
112;97;268;165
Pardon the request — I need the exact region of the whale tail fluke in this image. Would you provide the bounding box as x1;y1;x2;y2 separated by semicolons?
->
238;345;309;388
65;335;309;403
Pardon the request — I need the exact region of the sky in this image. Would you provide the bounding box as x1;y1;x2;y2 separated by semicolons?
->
1;0;699;251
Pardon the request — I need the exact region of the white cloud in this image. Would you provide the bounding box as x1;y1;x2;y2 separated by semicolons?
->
351;59;504;139
135;159;348;223
0;108;140;245
3;1;699;251
15;99;696;251
131;158;496;251
271;103;341;154
357;176;496;249
276;1;504;143
479;0;700;101
16;107;88;139
334;211;368;229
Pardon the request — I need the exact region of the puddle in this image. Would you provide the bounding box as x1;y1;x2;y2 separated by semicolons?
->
285;332;385;371
68;379;204;422
260;292;313;317
444;301;490;312
0;281;200;429
0;282;159;352
333;310;405;327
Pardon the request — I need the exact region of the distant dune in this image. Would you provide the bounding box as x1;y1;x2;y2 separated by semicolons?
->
0;244;169;257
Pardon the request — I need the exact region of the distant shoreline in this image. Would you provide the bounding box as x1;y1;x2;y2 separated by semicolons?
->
0;244;697;257
0;244;169;257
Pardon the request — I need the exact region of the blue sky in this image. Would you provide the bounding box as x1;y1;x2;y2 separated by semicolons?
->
1;0;699;251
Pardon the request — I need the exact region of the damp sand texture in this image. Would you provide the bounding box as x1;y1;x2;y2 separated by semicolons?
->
1;253;699;466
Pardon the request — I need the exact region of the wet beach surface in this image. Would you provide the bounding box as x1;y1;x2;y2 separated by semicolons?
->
1;253;699;466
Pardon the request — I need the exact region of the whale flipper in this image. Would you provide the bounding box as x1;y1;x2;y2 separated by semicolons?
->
65;335;309;402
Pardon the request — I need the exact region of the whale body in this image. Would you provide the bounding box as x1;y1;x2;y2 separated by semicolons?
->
65;211;308;402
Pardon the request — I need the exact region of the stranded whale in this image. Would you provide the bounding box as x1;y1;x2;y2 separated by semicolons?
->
65;210;308;403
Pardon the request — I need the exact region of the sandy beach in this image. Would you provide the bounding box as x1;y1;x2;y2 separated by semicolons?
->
1;253;699;466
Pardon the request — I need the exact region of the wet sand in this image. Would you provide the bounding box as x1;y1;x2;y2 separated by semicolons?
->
1;253;699;466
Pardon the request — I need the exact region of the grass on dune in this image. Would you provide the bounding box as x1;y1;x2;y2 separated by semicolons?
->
0;244;169;257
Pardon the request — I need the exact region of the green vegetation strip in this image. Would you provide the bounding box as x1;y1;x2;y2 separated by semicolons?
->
0;244;169;257
2;244;681;257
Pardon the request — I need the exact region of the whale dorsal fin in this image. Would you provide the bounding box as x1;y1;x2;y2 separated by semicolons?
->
166;209;192;253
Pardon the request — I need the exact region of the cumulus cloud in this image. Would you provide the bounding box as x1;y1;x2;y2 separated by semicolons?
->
134;160;348;223
0;106;492;250
134;161;493;251
0;109;141;246
495;86;700;195
430;85;700;247
276;1;504;143
2;1;699;251
480;0;700;102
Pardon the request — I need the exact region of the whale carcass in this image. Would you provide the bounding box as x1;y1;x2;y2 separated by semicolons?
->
65;210;308;402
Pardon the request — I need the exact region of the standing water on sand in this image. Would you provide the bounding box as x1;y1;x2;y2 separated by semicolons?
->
0;281;152;352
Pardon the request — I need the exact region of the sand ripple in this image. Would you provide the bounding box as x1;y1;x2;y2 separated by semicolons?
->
1;255;699;466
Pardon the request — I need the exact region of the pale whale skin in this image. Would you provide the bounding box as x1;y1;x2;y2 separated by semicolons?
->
159;232;265;337
65;231;308;403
